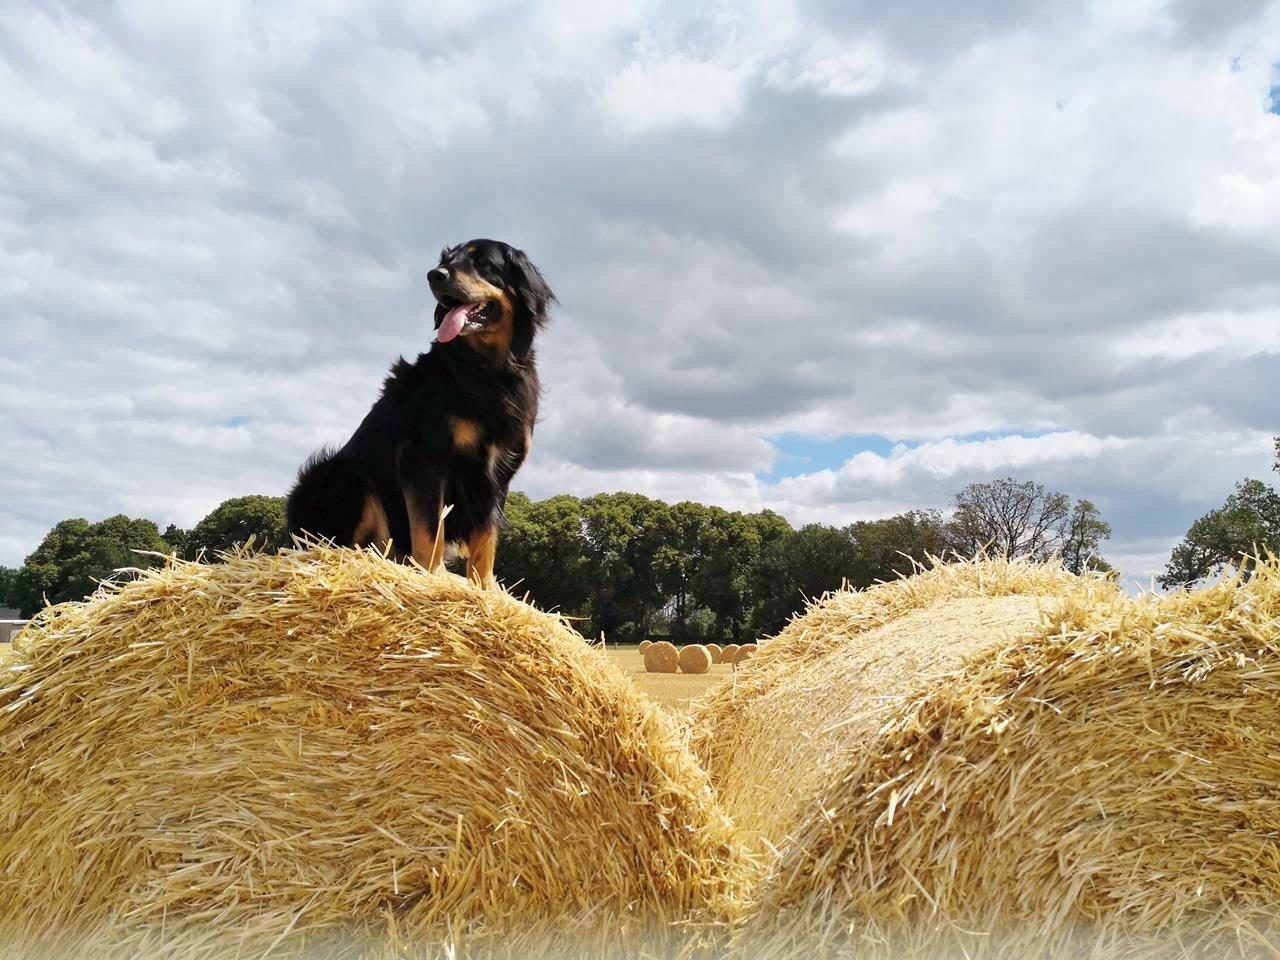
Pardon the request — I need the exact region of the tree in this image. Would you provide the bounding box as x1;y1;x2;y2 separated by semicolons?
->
0;566;17;609
186;496;287;558
161;523;189;556
498;493;592;616
653;501;712;641
743;510;798;640
781;523;860;603
945;478;1111;569
845;510;949;589
1060;500;1113;575
580;493;670;640
1159;478;1280;588
687;506;762;643
10;515;171;617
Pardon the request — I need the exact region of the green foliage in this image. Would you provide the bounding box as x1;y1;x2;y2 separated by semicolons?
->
844;510;949;589
580;492;669;641
495;494;953;644
186;496;287;558
0;565;17;610
498;492;592;616
161;524;189;556
782;523;860;601
9;515;170;617
1159;478;1280;588
1061;499;1113;575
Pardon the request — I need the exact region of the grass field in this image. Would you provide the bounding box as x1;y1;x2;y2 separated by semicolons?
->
601;644;739;715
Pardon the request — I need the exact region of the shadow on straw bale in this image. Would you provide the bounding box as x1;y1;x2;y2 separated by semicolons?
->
0;546;749;959
696;555;1280;958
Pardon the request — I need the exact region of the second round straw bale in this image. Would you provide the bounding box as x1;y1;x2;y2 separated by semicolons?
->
678;644;712;675
699;555;1280;958
643;640;679;673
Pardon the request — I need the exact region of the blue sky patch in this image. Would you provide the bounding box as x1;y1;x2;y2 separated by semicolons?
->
760;433;898;483
222;415;251;428
759;429;1061;483
1270;62;1280;114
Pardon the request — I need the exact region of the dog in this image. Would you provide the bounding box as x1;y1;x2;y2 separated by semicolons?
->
285;239;553;588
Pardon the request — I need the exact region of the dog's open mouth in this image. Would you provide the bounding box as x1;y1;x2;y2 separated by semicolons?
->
436;300;493;343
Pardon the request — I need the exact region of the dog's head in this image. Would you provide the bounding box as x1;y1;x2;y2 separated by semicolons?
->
427;239;554;362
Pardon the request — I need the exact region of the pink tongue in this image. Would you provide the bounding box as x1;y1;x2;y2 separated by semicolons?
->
436;304;475;343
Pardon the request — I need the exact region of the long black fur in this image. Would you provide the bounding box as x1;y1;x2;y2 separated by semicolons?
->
285;239;553;564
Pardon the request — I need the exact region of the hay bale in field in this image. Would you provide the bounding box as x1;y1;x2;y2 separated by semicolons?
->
678;644;712;675
638;639;652;654
705;642;723;663
694;555;1280;958
0;547;748;960
720;643;741;664
643;640;679;674
731;643;756;665
693;556;1084;855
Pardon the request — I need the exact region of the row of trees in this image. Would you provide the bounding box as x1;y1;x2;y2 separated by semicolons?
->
2;496;289;620
9;440;1276;633
500;481;1111;641
1;481;1111;640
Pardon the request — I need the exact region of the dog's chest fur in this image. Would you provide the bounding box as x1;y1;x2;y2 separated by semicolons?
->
387;349;539;481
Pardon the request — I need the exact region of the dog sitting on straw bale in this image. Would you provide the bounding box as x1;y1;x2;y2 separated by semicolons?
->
286;239;553;588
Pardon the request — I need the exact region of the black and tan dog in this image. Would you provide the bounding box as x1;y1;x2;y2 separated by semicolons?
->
285;239;553;587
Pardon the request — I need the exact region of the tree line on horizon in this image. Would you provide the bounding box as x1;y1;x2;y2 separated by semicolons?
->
4;479;1108;639
2;442;1276;640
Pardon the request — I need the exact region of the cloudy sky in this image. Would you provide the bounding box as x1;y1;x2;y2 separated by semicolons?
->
2;0;1278;587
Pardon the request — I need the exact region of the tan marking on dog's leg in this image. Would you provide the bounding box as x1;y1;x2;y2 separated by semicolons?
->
466;524;499;590
351;493;391;551
407;491;448;574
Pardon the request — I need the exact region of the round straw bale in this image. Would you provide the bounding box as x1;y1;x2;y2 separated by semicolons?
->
638;639;652;654
643;640;679;673
705;642;723;663
697;555;1280;957
678;644;712;675
731;643;757;665
720;643;741;664
0;547;748;960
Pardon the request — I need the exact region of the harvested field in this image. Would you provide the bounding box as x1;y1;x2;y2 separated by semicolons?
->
0;547;748;960
605;646;735;714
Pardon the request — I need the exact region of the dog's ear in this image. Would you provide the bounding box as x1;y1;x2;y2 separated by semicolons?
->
504;246;556;327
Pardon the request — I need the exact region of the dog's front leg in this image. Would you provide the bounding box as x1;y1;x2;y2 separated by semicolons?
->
465;523;499;590
405;486;447;575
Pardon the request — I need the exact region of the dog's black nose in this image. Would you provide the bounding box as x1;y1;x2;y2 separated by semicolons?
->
427;266;449;288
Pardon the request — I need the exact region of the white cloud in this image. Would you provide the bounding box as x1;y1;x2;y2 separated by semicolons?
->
2;0;1279;593
600;52;748;132
1114;309;1280;360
